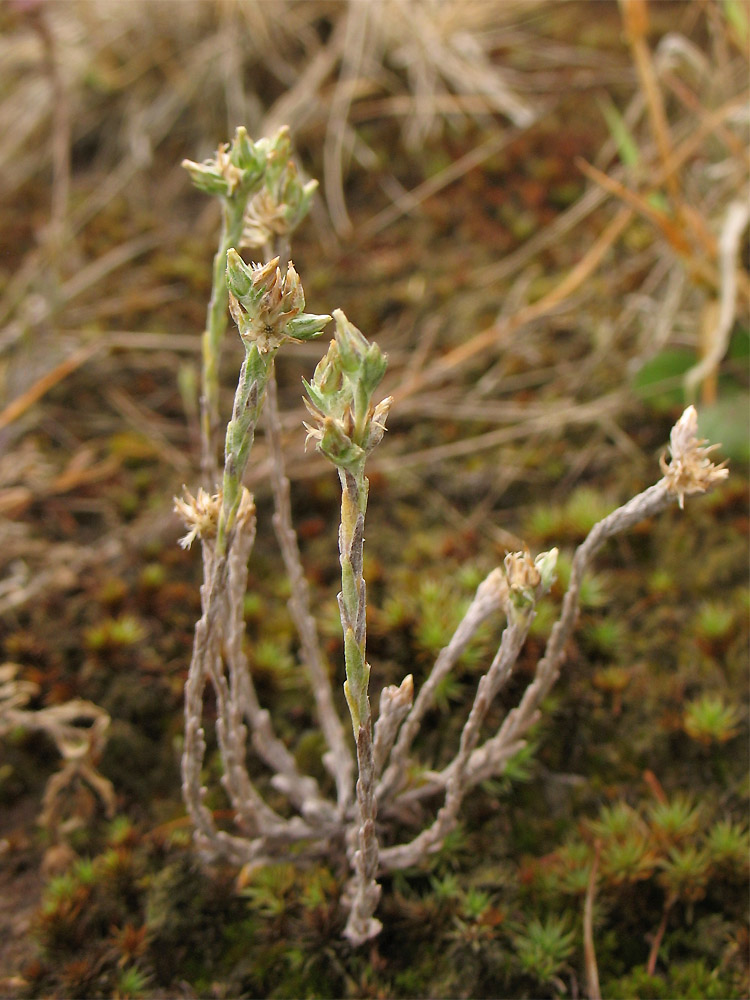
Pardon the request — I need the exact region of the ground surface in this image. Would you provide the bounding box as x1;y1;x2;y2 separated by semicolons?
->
0;1;748;997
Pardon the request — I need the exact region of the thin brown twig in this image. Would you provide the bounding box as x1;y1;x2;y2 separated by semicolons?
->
30;4;71;262
576;158;692;256
655;94;749;189
106;386;191;474
583;840;602;1000
324;1;371;236
647;892;676;976
0;342;102;433
686;197;750;403
619;0;681;205
577;154;749;303
358;123;531;241
661;70;747;162
393;207;633;404
379;391;629;472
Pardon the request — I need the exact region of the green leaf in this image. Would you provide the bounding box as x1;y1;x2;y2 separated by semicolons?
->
286;312;331;341
226;248;254;299
727;324;749;360
361;344;388;394
302;378;328;414
319;419;365;471
229;126;264;173
723;0;749;43
597;96;640;168
632;349;695;411
182;159;229;197
697;392;750;463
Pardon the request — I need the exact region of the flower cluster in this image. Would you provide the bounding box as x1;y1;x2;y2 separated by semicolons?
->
303;310;392;473
182;126;276;200
174;485;256;551
226;250;330;353
504;548;558;622
240;127;319;248
659;405;729;509
174;486;223;549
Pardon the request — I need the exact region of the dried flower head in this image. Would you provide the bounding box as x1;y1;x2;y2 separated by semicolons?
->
504;549;542;617
503;548;557;622
175;486;256;551
241;189;291;248
505;549;541;593
241;164;318;248
214;142;244;195
174;486;223;549
660;406;729;509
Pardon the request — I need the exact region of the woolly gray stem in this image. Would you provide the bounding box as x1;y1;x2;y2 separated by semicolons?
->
463;480;671;788
224;503;331;823
265;373;354;813
183;484;333;861
378;616;530;873
376;568;507;804
381;481;674;823
336;467;381;944
201;197;247;487
344;724;382;945
217;345;274;556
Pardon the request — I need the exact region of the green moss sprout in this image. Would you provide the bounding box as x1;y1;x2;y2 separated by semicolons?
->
683;693;742;745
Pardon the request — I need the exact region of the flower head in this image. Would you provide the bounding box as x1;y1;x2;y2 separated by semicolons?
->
181;126;269;199
174;486;222;549
503;547;557;623
226;251;330;353
660;406;729;509
303;311;391;472
241;161;318;248
175;486;256;550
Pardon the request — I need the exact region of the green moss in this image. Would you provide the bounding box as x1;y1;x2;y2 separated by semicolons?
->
603;959;745;999
694;601;735;641
84;614;147;651
144;857;243;983
510;914;576;986
114;966;150;1000
683;693;742;746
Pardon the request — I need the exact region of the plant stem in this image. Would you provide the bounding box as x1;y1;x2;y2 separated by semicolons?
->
265;373;354;812
379;615;531;872
583;841;602;1000
216;343;273;557
201;198;247;487
337;465;381;945
377;568;506;804
381;482;676;827
647;892;676;976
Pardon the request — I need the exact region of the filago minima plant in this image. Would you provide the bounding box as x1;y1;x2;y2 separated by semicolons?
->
175;127;729;945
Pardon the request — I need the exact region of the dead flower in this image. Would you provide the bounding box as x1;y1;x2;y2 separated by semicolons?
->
660;406;729;509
